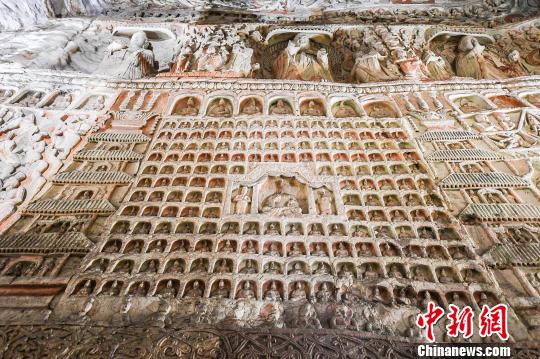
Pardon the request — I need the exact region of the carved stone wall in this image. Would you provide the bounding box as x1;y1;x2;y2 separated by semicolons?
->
0;6;540;356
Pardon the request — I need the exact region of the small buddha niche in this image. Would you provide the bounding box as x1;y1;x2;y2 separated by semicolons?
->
206;98;233;117
300;99;325;116
332;100;359;118
240;97;263;115
363;101;397;118
488;95;525;109
269;99;294;115
173;96;200;116
453;95;490;113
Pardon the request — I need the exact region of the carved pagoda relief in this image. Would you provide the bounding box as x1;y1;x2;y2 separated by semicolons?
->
0;3;539;356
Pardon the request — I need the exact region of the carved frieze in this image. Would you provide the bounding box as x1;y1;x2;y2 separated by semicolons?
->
427;149;504;161
0;232;93;254
461;204;540;222
53;171;134;185
24;199;116;215
483;244;540;268
88;132;151;143
439;173;530;189
73;150;144;162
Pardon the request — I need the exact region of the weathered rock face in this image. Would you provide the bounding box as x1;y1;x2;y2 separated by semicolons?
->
1;0;538;31
0;0;51;31
0;1;539;356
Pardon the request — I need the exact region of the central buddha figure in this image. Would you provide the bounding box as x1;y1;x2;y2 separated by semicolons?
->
273;34;333;82
261;179;302;217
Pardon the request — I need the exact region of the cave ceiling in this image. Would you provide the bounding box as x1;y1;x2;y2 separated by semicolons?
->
2;0;539;28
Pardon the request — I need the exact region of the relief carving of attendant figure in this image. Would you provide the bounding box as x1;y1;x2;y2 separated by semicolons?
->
506;50;533;77
317;190;333;215
273;34;333;82
264;281;282;301
225;43;258;77
421;49;452;80
261;180;302;216
237;282;256;299
211;280;230;298
295;303;321;329
197;44;229;72
18;92;42;107
454;36;506;80
98;31;156;80
159;280;177;299
47;93;72;109
185;281;203;298
232;186;251;214
316;283;333;303
351;46;395;84
173;39;194;73
290;282;307;301
120;31;155;79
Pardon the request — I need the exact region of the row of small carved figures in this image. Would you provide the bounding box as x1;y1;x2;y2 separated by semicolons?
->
70;276;498;310
107;219;460;237
157;121;409;134
0;243;475;278
170;97;397;119
148;138;418;153
141;153;423;171
80;255;484;286
133;176;435;192
0;257;59;277
154;128;408;142
111;211;452;226
123;188;435;206
160;119;408;131
97;237;471;260
136;169;435;184
121;193;443;210
142;151;423;164
150;140;415;152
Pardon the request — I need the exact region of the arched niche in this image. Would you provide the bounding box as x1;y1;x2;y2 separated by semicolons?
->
268;98;294;115
300;98;326;116
363;101;398;118
452;95;491;113
206;97;234;117
488;95;525;109
227;163;339;217
172;96;201;116
331;99;360;118
258;176;309;216
239;97;263;115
